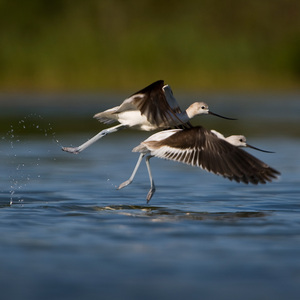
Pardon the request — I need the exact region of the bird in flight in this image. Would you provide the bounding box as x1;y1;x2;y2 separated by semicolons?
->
117;126;280;202
62;80;235;154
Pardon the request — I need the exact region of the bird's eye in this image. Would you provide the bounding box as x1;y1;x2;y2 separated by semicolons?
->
201;106;205;109
239;139;243;142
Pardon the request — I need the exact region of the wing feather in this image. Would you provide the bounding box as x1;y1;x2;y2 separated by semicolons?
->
129;80;190;128
142;127;280;184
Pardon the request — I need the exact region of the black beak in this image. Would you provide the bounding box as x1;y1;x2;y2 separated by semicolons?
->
209;111;237;120
247;144;275;153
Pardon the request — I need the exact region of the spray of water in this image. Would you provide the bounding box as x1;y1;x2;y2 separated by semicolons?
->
2;114;62;205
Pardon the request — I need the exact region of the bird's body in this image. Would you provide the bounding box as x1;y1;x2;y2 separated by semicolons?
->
94;81;191;130
100;109;156;131
118;126;280;202
62;80;234;154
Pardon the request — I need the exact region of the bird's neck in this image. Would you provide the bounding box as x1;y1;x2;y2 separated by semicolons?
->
185;106;197;119
175;111;190;124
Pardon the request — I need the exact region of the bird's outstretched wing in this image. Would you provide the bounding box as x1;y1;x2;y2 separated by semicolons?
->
142;126;280;184
116;80;191;128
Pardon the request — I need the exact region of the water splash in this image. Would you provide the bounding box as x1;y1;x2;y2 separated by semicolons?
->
3;114;61;205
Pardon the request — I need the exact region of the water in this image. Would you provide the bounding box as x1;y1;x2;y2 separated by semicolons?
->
0;97;300;300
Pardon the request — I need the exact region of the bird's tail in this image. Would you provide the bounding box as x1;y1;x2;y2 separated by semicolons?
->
132;143;148;153
93;107;119;124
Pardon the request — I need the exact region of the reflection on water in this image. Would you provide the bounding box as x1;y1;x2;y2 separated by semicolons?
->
94;205;269;221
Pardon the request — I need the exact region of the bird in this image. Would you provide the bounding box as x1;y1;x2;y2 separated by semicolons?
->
210;130;275;153
62;80;235;154
117;126;280;202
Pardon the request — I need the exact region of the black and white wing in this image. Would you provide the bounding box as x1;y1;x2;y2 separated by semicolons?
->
118;80;190;128
143;127;280;184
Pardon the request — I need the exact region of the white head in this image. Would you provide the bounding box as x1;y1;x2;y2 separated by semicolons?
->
186;102;210;118
226;135;247;147
225;135;274;153
186;102;236;120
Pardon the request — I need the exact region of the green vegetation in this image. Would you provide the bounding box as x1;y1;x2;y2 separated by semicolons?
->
0;0;300;91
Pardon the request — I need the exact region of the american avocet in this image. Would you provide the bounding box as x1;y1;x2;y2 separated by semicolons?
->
210;130;275;153
62;80;235;154
118;126;280;202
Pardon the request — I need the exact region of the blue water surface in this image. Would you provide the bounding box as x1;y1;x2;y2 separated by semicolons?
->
0;96;300;300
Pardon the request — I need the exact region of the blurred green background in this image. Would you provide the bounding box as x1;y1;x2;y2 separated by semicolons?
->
0;0;299;138
1;0;300;92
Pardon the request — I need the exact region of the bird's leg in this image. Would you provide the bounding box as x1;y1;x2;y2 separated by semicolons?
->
145;155;156;203
117;153;145;190
62;124;127;154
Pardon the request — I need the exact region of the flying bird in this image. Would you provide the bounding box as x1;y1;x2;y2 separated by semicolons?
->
117;127;280;202
62;80;235;154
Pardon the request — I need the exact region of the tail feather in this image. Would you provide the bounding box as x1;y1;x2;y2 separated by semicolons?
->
133;143;148;153
93;106;119;124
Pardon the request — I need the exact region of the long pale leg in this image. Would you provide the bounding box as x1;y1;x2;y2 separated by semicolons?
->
62;124;127;154
117;153;145;190
145;155;155;203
